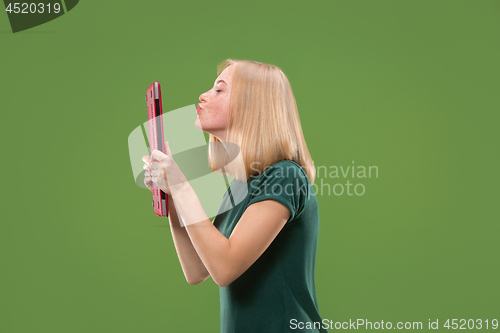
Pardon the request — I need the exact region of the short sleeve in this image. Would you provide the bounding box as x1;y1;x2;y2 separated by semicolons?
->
247;161;309;222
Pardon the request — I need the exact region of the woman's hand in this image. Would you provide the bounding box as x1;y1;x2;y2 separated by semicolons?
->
142;159;154;192
143;141;189;197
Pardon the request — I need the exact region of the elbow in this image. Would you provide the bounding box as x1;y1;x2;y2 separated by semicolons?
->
185;273;209;285
187;279;202;285
214;279;230;287
186;277;205;285
212;271;238;287
207;261;241;287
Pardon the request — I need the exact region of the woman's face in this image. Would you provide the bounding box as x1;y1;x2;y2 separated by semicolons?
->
195;64;237;141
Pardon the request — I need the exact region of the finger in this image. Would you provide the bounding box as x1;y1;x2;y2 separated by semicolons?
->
149;161;162;171
142;155;151;164
164;141;172;157
151;149;167;162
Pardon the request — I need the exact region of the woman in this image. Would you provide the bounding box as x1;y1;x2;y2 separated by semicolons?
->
143;59;328;333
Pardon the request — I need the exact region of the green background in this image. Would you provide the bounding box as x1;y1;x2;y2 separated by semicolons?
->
1;1;499;332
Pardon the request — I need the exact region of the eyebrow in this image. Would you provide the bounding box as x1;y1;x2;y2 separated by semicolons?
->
215;79;227;85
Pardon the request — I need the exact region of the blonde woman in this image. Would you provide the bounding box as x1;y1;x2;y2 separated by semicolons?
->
143;59;328;333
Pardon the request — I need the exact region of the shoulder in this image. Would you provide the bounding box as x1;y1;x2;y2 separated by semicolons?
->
248;160;310;197
253;160;308;181
247;160;312;222
273;160;308;178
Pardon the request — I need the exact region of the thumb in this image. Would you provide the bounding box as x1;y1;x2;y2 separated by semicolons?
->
164;141;172;156
151;149;167;161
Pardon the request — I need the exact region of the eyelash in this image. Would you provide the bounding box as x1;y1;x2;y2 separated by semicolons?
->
215;89;221;93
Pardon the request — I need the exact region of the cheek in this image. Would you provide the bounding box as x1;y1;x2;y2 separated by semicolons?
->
208;110;226;124
205;100;228;124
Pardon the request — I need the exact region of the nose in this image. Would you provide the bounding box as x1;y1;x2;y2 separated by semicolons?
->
199;91;208;103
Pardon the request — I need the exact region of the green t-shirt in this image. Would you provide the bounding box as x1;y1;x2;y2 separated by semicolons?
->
213;160;328;333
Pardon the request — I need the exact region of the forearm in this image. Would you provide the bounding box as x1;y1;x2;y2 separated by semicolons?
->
167;194;210;284
173;185;233;286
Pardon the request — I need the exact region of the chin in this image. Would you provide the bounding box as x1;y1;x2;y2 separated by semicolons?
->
195;119;212;135
194;118;203;131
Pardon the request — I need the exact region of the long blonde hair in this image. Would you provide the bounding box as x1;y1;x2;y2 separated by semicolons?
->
208;59;316;185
